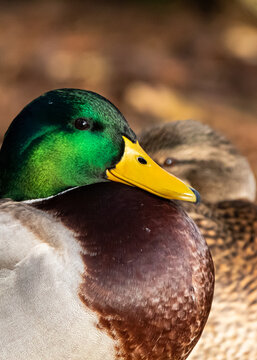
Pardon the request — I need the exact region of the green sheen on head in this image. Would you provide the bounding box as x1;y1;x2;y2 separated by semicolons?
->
0;89;136;201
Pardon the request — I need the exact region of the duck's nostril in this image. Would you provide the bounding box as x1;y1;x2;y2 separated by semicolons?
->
137;157;147;165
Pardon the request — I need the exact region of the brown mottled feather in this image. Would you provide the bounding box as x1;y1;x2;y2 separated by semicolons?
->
184;201;257;359
140;120;257;359
36;183;214;360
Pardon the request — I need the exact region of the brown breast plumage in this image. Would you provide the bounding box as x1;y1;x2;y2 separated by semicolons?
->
36;183;214;360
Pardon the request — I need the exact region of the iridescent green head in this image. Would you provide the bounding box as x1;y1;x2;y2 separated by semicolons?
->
0;89;136;200
0;88;199;203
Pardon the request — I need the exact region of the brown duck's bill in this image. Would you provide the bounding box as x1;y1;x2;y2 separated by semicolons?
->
106;136;200;204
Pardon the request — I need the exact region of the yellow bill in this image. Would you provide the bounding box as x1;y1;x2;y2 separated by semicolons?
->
106;136;200;203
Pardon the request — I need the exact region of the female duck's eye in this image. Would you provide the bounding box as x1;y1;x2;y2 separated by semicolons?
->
74;118;90;130
164;157;176;167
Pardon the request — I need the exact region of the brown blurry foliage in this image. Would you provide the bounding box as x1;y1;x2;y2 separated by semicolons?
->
0;0;256;176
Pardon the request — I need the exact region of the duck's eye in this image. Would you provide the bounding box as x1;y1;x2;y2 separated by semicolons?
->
164;157;176;167
74;118;90;130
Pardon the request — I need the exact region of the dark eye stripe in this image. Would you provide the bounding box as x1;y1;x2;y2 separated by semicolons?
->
164;158;199;166
91;122;104;132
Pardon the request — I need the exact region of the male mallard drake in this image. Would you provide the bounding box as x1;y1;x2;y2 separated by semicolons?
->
140;120;257;360
0;90;214;360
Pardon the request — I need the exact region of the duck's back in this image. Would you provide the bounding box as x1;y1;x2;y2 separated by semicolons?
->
185;200;257;360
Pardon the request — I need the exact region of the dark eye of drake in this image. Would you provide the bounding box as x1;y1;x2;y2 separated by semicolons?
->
74;118;90;130
164;157;176;167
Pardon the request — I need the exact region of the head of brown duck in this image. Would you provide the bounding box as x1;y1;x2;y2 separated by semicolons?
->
140;120;256;203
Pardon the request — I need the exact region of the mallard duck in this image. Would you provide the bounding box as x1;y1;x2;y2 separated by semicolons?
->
140;120;256;203
140;120;257;360
0;90;214;360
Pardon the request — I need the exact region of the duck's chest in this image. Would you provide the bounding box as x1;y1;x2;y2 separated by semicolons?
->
0;239;116;360
36;183;214;360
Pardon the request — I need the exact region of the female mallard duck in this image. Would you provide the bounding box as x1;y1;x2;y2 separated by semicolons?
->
140;120;257;360
0;90;214;360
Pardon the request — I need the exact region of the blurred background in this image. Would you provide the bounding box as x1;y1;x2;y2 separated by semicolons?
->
0;0;256;176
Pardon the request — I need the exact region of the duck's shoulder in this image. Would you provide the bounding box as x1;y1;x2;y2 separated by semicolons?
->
187;200;257;233
215;200;257;227
0;198;73;271
184;198;256;224
214;200;257;256
184;200;257;256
